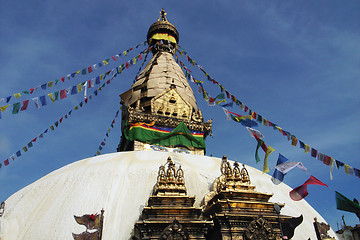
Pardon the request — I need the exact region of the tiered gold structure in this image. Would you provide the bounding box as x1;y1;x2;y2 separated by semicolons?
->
117;9;211;155
133;157;213;239
202;156;301;240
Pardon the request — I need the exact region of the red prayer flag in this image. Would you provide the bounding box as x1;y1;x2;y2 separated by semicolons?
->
29;88;34;94
59;117;63;123
32;137;37;142
88;66;93;73
138;54;142;60
112;56;117;61
125;62;130;69
289;175;328;201
244;106;248;112
4;159;9;166
61;77;65;82
60;89;67;99
21;100;30;111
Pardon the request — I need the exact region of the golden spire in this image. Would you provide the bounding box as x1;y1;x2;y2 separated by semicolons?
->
158;8;167;22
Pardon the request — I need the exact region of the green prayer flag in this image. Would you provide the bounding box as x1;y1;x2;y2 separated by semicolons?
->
82;68;87;75
336;191;360;214
255;139;263;163
12;102;21;114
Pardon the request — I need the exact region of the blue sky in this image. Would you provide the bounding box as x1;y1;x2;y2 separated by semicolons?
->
0;0;359;230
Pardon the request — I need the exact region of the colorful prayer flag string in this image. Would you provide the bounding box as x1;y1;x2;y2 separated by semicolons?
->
0;47;150;119
177;50;359;180
0;41;147;104
94;110;120;156
1;49;142;169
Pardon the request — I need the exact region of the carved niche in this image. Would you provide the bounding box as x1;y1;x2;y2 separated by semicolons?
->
151;87;192;121
245;216;276;240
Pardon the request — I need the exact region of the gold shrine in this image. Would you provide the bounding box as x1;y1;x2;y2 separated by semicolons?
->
132;156;303;240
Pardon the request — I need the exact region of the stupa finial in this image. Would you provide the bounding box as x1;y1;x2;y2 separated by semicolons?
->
158;8;168;22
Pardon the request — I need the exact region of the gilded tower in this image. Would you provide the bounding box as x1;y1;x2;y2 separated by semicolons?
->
117;9;212;155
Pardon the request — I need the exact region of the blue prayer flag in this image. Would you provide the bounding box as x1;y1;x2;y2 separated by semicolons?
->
39;95;47;106
16;151;21;157
71;86;77;95
271;154;288;185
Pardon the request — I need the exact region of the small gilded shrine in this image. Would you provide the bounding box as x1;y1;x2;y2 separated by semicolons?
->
202;156;303;240
117;9;212;155
133;156;213;239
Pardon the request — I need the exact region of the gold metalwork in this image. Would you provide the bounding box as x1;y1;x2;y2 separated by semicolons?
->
245;216;276;240
153;156;187;196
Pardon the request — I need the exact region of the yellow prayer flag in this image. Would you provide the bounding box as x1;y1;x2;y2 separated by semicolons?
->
304;144;310;153
344;164;350;174
123;51;127;56
76;70;81;74
0;104;10;112
48;93;55;102
263;146;275;173
14;93;21;99
133;57;136;65
102;60;108;66
47;81;54;88
100;74;104;80
77;83;82;92
74;105;79;110
216;99;226;105
262;118;268;126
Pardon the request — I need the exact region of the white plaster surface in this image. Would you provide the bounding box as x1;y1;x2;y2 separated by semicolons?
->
0;151;338;239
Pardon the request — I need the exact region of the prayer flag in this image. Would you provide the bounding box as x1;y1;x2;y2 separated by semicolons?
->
272;154;288;185
311;148;318;158
304;144;310;153
21;100;29;111
60;89;67;99
246;127;265;139
12;102;21;114
102;59;108;65
82;68;87;74
48;93;55;102
96;76;100;84
22;146;28;152
50;125;55;130
16;151;21;157
32;97;40;108
10;154;15;161
54;91;59;101
291;137;298;146
96;150;101;155
299;141;305;149
263;146;275;173
222;108;231;121
14;93;21;99
88;66;93;73
47;81;54;88
4;159;9;166
221;102;233;108
335;191;360;215
71;86;77;95
61;76;66;82
6;96;12;102
77;83;82;92
0;104;10;112
39;95;47;106
28;142;33;148
215;93;225;100
289;176;327;201
275;162;307;174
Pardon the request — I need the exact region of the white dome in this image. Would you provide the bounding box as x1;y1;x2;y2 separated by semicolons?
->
0;151;337;239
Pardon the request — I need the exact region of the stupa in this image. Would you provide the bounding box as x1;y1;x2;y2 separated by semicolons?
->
0;9;337;240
